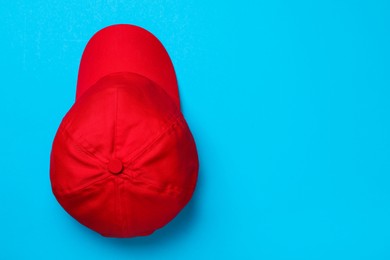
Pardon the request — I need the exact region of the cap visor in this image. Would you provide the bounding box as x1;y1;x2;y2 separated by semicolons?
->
76;24;180;107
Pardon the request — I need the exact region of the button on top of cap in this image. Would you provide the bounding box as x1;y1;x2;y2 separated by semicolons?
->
108;159;123;174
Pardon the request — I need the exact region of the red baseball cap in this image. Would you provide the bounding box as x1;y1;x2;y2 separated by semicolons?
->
50;24;199;238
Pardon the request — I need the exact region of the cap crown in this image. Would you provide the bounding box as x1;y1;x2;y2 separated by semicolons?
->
50;72;198;237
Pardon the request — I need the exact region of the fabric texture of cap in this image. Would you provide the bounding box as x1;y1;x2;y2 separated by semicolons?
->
50;24;199;238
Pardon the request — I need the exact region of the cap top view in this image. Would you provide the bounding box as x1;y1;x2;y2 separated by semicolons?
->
50;24;198;238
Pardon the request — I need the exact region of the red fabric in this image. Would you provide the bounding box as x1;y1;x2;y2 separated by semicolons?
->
76;24;180;107
50;25;198;238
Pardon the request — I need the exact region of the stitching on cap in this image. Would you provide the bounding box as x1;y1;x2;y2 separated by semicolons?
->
114;86;118;158
121;117;189;196
120;178;126;236
54;128;111;196
114;86;120;235
123;113;183;167
58;128;107;168
119;171;185;197
53;175;112;197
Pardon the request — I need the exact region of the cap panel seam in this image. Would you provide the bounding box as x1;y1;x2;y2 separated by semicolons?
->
113;86;118;158
54;128;114;196
117;172;184;197
121;116;192;197
114;86;120;236
119;177;126;236
58;128;107;169
114;176;119;236
123;112;182;167
53;175;112;197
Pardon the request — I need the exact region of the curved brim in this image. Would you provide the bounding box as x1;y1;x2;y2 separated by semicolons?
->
76;24;180;107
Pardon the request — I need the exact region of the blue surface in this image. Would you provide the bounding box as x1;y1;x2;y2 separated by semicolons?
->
1;1;390;259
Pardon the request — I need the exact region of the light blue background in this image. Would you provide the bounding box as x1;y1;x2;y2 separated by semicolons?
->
1;1;390;259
